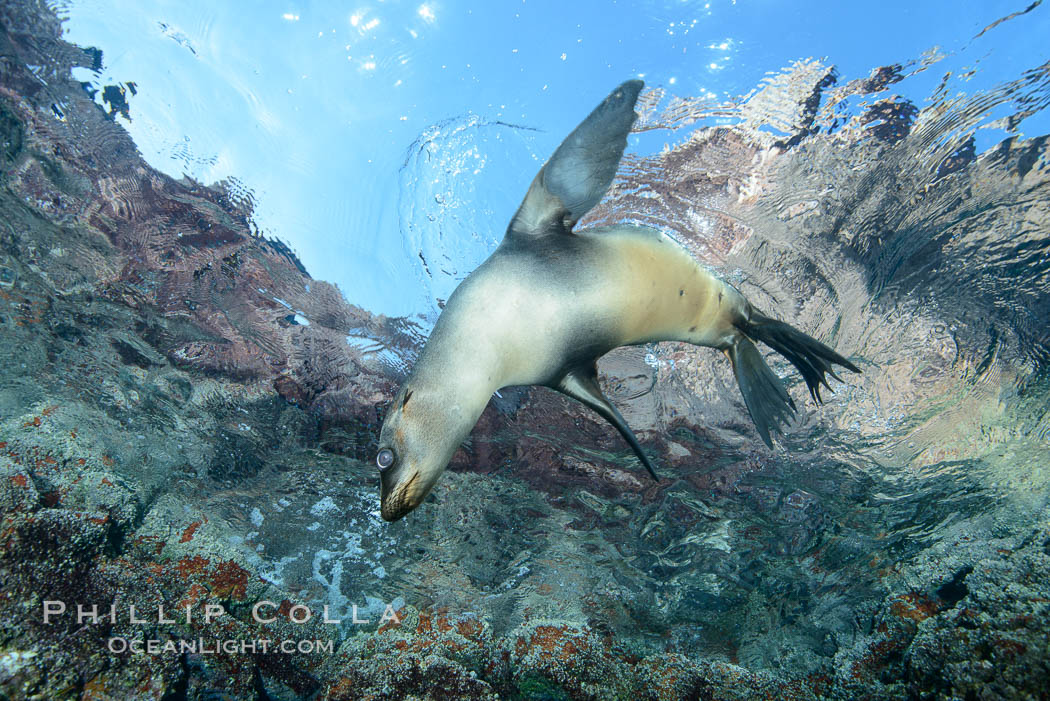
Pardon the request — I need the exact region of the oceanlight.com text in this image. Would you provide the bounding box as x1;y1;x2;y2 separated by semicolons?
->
107;637;335;655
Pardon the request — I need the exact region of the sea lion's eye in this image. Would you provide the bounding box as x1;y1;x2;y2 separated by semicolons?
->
377;449;395;470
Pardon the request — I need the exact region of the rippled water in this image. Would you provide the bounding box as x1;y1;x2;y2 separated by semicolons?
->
376;20;1050;668
2;0;1049;695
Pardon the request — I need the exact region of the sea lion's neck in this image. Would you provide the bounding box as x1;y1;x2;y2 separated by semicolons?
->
405;331;501;442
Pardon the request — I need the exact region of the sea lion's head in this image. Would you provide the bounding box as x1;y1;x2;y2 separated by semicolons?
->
376;385;466;521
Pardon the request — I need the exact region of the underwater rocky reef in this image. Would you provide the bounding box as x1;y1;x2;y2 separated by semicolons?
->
1;2;1049;699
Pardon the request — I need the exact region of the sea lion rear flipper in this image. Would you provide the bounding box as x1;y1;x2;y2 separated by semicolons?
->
508;80;644;238
736;311;861;403
555;364;660;481
728;312;860;448
726;340;797;449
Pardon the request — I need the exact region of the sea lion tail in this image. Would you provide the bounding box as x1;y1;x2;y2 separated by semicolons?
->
730;311;860;448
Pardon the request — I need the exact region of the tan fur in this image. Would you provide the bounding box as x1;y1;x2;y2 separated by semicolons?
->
376;80;856;521
588;227;742;349
378;224;745;520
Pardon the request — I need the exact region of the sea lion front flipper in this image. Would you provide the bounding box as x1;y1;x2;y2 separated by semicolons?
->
508;79;643;238
554;364;660;481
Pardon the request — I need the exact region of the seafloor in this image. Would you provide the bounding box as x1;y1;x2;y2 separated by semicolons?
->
1;2;1049;700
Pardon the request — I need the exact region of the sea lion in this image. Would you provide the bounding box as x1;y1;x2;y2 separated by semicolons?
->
376;79;859;521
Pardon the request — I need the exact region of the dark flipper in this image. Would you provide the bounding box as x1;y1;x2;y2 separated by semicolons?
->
726;340;797;449
554;364;660;481
738;311;861;403
508;80;643;238
729;311;860;447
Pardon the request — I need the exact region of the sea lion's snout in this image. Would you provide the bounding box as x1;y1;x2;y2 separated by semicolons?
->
379;472;423;521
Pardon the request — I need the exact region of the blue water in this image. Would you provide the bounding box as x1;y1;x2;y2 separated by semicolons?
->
57;0;1050;317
